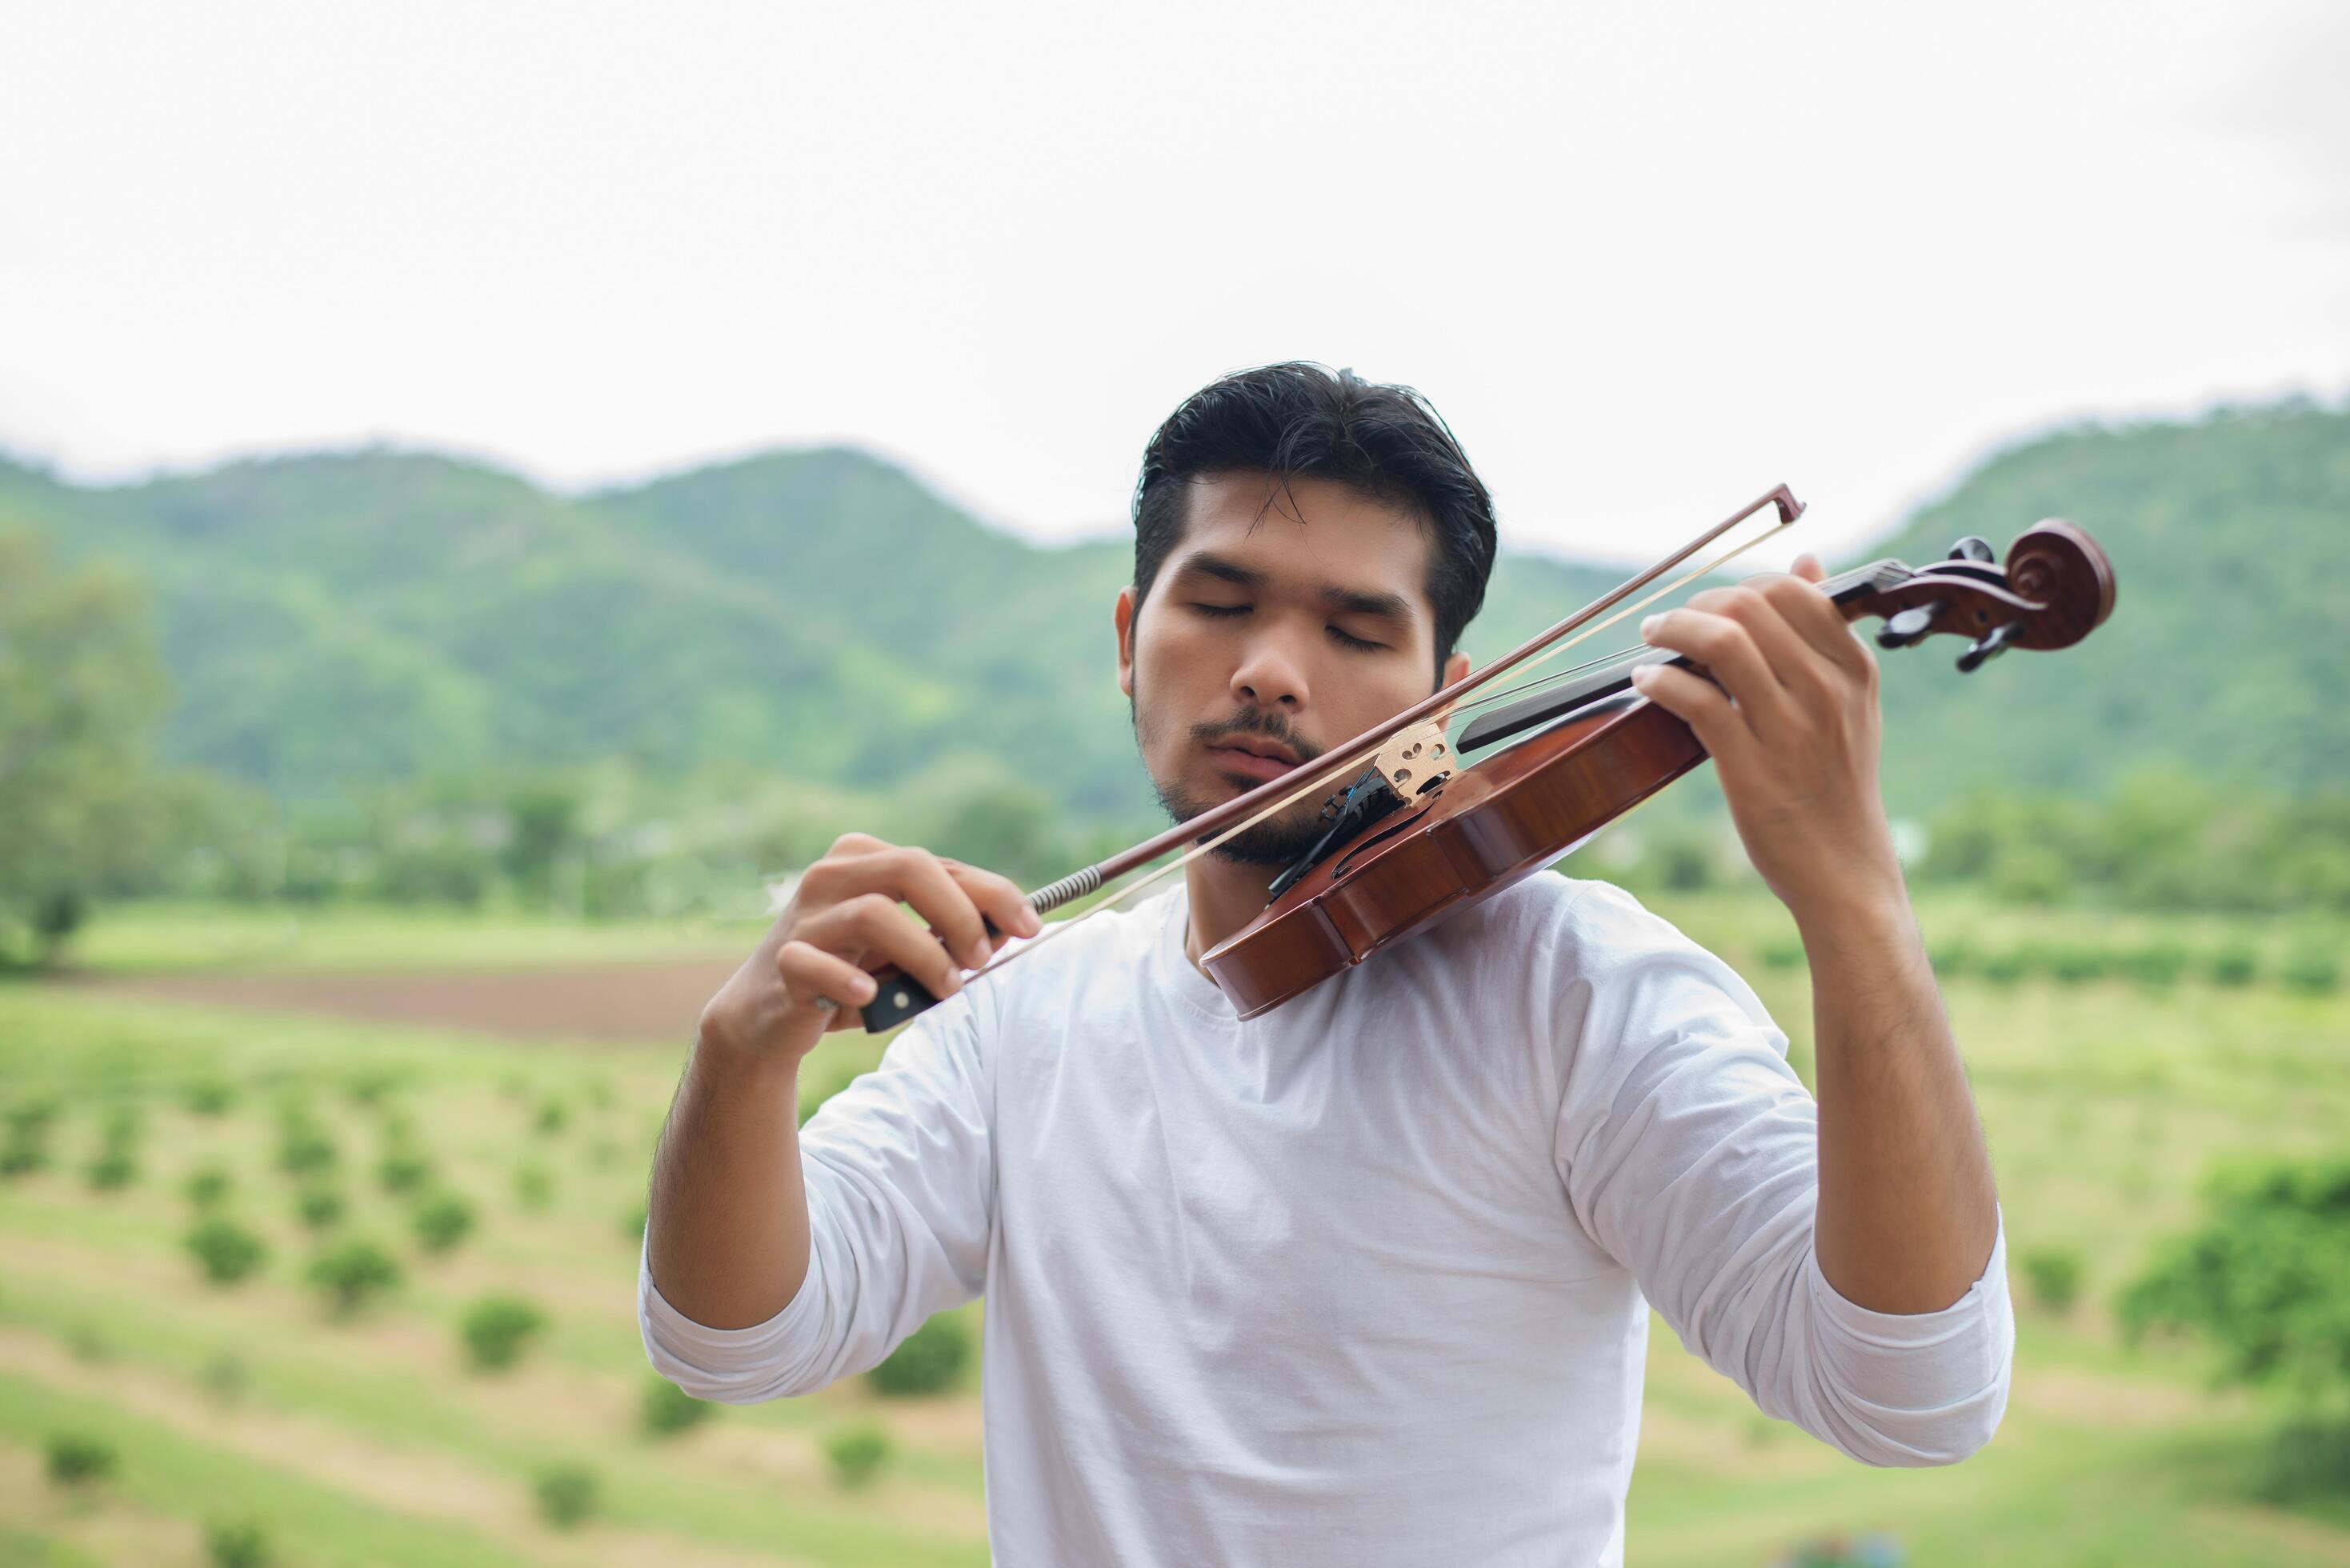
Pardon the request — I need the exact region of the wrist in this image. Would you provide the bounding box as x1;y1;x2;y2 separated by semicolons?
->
690;1025;808;1097
1783;862;1912;951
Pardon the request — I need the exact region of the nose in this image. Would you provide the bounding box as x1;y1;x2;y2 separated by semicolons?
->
1229;629;1309;713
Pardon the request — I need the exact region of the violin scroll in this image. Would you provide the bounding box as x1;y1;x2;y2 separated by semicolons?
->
1852;519;2116;672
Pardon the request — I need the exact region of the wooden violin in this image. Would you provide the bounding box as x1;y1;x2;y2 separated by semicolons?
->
861;488;2116;1030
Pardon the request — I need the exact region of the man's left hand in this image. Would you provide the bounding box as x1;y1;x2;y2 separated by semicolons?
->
1631;554;1903;926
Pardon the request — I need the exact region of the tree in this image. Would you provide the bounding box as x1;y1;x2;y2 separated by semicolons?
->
0;526;169;962
2120;1157;2350;1400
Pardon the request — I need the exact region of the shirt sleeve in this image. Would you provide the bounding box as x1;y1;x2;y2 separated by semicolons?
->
638;987;996;1405
1547;883;2014;1467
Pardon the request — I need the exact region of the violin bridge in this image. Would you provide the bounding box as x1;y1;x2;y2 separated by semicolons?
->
1370;718;1455;798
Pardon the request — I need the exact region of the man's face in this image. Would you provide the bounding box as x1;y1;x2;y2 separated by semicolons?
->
1115;471;1471;866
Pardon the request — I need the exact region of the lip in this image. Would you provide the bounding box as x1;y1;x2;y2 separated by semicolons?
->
1207;741;1300;781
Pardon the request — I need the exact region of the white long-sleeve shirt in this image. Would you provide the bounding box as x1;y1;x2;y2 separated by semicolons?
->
639;872;2013;1566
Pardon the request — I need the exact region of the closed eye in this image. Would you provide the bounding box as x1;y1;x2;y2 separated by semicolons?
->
1191;602;1250;619
1328;626;1385;652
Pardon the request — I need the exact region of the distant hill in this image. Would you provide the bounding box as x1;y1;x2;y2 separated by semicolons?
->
3;398;2342;822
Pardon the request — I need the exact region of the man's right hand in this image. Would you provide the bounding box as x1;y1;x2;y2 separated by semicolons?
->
697;833;1041;1066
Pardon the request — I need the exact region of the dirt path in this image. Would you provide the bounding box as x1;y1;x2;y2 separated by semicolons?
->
72;961;741;1045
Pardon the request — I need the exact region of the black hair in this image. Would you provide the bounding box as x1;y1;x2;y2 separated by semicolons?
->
1130;362;1499;678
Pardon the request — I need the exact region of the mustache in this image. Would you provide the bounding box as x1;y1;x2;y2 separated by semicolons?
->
1191;710;1322;762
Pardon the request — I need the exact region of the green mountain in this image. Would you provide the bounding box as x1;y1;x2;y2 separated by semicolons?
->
3;397;2341;824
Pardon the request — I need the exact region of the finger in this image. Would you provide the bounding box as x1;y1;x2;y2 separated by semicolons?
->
823;848;993;971
775;940;880;1023
1630;662;1750;762
1641;605;1796;738
1755;571;1875;679
1792;552;1826;584
943;859;1043;942
1696;582;1846;723
804;893;968;1002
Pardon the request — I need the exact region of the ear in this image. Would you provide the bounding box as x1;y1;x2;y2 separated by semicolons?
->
1439;649;1470;691
1114;585;1139;700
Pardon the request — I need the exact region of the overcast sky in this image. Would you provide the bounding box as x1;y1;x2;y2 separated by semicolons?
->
5;0;2344;567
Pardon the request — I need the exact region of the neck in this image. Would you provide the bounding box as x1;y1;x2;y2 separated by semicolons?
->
1180;850;1282;970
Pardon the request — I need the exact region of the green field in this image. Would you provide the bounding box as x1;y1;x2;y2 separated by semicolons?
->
2;894;2346;1566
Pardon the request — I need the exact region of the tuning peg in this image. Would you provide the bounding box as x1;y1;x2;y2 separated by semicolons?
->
1956;621;2020;673
1948;536;1995;563
1876;600;1943;650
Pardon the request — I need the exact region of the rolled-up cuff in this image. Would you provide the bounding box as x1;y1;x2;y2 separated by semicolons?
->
1806;1202;2009;1346
637;1227;825;1386
1795;1202;2015;1464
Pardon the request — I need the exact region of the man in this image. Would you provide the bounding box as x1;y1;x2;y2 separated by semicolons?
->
640;362;2012;1565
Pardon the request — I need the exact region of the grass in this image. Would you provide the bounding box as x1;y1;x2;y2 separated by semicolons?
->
2;892;2346;1566
57;901;749;976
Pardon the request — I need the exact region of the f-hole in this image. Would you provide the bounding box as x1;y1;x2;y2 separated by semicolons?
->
1329;793;1442;881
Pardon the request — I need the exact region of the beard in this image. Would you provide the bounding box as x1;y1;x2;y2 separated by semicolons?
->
1131;688;1335;869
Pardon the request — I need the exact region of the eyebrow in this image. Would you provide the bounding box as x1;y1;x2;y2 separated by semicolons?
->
1171;551;1417;622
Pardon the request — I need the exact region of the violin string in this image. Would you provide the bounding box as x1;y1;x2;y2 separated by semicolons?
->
880;504;1800;1016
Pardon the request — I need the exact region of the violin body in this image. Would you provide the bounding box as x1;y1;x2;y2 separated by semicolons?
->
1202;694;1703;1017
1201;519;2116;1019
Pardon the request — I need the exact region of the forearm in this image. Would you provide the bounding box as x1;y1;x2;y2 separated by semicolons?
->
646;1036;812;1329
1796;883;1999;1314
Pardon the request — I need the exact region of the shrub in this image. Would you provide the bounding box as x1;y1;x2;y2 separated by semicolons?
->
514;1162;554;1211
825;1422;890;1489
533;1097;570;1137
45;1431;117;1486
2204;943;2260;987
1925;938;1974;978
275;1118;337;1178
534;1463;599;1528
186;1216;270;1286
6;1097;60;1140
1977;946;2030;985
308;1238;402;1316
378;1146;434;1195
411;1190;477;1255
182;1076;239;1116
460;1294;548;1372
0;1133;50;1176
99;1104;141;1151
2020;1246;2084;1314
640;1376;715;1438
1758;937;1806;971
867;1314;970;1398
620;1204;647;1242
295;1182;346;1231
186;1162;234;1209
344;1069;401;1106
2281;945;2341;995
2046;943;2108;983
86;1149;138;1190
2116;942;2188;988
206;1514;275;1568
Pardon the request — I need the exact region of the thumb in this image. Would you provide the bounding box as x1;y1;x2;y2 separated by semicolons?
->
1791;551;1827;584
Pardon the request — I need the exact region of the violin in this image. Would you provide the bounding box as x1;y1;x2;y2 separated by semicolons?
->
861;487;2116;1030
